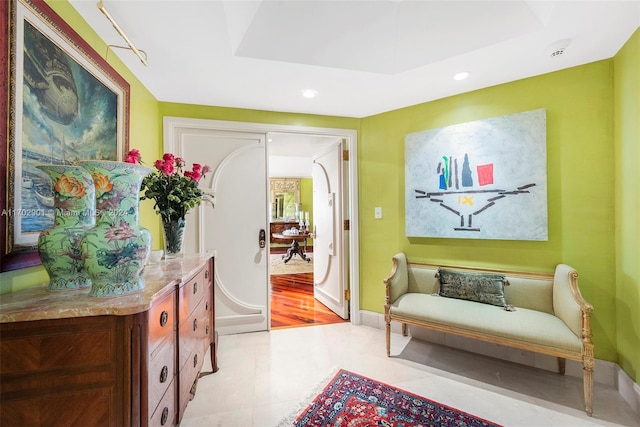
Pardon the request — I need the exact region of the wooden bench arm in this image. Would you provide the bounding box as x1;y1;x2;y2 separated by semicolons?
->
553;264;594;416
553;265;594;343
383;253;409;306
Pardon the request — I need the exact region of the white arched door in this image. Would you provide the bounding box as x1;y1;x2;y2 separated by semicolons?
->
312;141;349;319
167;125;269;334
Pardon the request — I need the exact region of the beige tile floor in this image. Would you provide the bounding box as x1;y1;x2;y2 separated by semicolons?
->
181;323;639;427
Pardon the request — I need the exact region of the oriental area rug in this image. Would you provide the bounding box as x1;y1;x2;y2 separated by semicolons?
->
279;369;502;427
270;253;313;275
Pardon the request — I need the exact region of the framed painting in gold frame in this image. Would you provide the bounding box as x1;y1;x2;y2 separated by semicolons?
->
1;0;130;272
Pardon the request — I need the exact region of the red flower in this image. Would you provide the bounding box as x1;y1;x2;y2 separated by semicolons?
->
155;159;174;175
124;149;141;164
184;170;202;181
161;162;174;175
130;148;214;221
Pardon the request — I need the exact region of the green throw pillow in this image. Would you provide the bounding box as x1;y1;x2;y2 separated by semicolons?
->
437;268;509;307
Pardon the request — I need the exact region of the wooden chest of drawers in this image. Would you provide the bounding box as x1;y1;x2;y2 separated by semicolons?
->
176;262;214;422
0;254;216;427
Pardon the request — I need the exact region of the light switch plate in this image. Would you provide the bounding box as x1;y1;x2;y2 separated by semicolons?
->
374;207;382;219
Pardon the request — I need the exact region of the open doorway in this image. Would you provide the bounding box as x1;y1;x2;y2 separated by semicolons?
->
268;133;348;329
164;117;358;335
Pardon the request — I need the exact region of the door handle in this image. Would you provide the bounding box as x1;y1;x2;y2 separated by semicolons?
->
259;229;266;248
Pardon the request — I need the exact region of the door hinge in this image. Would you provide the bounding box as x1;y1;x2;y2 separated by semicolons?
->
344;289;351;301
343;149;349;161
343;219;350;231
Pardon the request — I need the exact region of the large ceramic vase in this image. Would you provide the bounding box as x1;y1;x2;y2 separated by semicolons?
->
162;217;186;259
79;161;153;297
36;165;95;290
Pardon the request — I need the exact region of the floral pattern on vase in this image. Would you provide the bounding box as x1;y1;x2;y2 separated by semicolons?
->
79;161;153;297
36;165;95;290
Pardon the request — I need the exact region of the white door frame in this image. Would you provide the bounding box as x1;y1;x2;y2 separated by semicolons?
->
164;117;361;326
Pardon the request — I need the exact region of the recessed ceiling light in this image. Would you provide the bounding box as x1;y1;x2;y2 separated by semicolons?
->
453;72;469;81
302;89;318;99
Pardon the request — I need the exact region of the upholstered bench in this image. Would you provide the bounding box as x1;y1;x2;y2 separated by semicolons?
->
383;253;595;416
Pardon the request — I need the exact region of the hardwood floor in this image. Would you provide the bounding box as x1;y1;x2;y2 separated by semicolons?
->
270;273;347;329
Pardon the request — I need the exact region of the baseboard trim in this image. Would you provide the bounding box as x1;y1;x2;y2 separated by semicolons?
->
359;309;639;416
617;364;640;414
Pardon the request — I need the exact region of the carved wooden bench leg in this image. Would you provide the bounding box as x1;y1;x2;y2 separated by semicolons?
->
385;306;391;357
558;357;566;375
584;348;595;416
401;322;408;337
582;321;595;416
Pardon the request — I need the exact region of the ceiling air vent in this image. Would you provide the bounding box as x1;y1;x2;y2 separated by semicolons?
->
547;39;571;58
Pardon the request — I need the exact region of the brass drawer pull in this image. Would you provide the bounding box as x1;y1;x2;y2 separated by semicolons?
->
161;407;169;425
205;301;209;311
193;282;198;294
160;365;168;383
193;318;198;332
205;325;209;336
160;311;169;327
205;269;209;279
193;353;198;368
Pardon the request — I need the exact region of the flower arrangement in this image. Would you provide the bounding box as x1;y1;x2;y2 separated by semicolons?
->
124;149;213;223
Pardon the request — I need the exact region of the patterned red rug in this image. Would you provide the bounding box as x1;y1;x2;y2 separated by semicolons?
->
288;369;502;427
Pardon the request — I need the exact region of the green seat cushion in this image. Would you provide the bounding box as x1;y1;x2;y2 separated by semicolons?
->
438;269;508;307
390;293;582;353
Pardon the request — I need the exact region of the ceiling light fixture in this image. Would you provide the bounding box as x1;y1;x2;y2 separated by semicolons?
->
302;89;318;99
97;1;148;66
453;72;469;81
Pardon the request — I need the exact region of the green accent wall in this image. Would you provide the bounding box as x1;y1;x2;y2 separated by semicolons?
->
360;60;617;361
614;28;640;384
159;103;359;131
1;0;638;385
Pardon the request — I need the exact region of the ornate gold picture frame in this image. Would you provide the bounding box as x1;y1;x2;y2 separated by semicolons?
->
1;0;130;271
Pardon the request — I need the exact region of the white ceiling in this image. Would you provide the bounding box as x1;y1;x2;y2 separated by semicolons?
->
69;1;639;119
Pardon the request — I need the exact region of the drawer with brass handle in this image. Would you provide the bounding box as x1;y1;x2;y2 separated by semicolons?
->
150;380;176;427
178;266;208;322
178;296;208;371
178;345;205;418
148;291;176;354
148;336;176;412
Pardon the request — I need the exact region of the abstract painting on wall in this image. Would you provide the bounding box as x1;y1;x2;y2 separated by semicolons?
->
405;108;547;241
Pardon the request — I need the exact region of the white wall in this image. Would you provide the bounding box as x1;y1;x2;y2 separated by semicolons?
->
268;155;313;177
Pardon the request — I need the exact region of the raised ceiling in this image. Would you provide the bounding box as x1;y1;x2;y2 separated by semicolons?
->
69;1;639;118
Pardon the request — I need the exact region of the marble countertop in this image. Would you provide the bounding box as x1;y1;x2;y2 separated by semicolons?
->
0;253;213;323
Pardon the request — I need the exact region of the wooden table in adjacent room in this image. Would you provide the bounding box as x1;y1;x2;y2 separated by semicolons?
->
273;233;312;263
